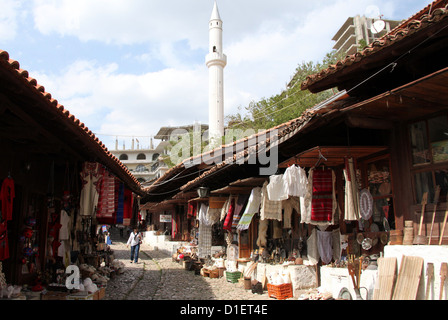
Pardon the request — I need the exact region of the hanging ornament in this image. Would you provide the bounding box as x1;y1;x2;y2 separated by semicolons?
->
23;228;33;239
359;189;374;220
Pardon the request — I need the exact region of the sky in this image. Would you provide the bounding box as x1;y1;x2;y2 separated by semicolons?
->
0;0;431;150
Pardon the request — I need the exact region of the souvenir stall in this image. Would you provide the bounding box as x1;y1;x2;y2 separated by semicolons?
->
0;161;134;300
41;161;135;300
175;196;226;277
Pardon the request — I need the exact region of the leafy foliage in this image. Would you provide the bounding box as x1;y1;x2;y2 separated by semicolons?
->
226;50;344;131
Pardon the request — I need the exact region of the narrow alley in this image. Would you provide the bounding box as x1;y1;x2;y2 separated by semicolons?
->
103;228;273;300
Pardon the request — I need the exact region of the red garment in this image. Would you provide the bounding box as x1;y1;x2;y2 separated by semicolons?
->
187;202;197;219
311;168;333;222
123;188;133;220
223;198;236;231
0;220;9;261
1;178;15;221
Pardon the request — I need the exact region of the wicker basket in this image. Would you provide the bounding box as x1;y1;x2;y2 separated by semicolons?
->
267;283;293;300
225;271;242;283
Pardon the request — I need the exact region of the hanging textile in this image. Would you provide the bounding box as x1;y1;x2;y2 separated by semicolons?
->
256;219;269;248
96;167;115;223
116;182;124;224
123;188;133;222
0;177;15;221
300;170;313;224
79;162;101;216
260;181;282;221
344;157;360;221
311;167;335;223
198;203;211;226
198;222;212;258
0;221;9;261
223;197;235;231
283;165;308;197
237;187;262;231
187;202;197;219
231;193;250;228
207;208;221;225
220;196;232;221
266;174;288;201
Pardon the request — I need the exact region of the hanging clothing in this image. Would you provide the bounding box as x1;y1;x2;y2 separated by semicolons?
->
232;193;250;228
317;230;333;265
332;228;341;263
283;165;308;197
266;174;288;201
344;157;360;221
223;197;235;231
300;170;313;224
260;181;282;221
256;219;269;248
79;162;101;216
0;221;9;261
237;187;262;231
58;210;71;240
282;197;299;229
0;177;14;222
306;228;319;265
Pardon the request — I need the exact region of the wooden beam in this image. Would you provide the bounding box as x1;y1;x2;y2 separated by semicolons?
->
345;115;394;130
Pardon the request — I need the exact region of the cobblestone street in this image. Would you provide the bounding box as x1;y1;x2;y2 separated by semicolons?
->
104;231;273;301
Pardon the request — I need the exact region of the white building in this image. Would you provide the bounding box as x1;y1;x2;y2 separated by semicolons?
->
110;137;168;184
332;15;402;56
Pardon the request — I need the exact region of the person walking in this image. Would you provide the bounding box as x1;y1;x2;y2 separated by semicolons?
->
126;228;142;263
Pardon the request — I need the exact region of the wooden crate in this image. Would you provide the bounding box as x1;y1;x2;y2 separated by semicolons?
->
41;291;68;300
267;283;293;300
94;287;106;300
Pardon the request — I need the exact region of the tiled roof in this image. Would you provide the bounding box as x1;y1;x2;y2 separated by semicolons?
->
301;0;448;92
0;49;143;195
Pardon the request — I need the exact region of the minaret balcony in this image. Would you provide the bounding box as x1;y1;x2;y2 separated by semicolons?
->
206;52;227;67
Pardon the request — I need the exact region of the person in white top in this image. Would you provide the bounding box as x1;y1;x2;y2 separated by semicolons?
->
126;228;142;263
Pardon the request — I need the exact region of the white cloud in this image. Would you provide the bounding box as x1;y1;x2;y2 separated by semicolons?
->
0;0;22;41
22;0;425;151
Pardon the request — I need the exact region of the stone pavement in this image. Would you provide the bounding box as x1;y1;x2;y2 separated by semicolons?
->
103;230;274;301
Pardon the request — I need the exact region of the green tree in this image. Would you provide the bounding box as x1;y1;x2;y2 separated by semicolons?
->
226;50;344;132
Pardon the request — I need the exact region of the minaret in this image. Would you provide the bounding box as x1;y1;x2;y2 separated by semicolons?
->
206;0;227;144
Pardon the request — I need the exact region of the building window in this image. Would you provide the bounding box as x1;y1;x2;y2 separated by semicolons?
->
135;165;148;173
152;153;160;161
409;114;448;203
137;153;146;160
119;154;129;161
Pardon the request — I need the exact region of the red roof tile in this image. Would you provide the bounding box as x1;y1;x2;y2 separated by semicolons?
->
0;49;143;195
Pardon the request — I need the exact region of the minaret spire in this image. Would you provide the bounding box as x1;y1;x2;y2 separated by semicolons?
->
206;0;227;145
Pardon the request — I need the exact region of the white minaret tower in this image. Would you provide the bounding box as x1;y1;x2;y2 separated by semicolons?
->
206;0;227;144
